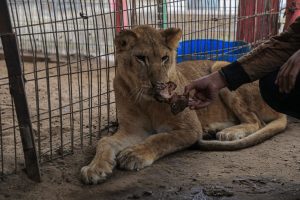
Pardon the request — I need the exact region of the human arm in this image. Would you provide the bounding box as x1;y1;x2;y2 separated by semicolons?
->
185;17;300;108
221;16;300;90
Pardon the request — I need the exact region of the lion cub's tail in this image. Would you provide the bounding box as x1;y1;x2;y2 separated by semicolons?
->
197;114;287;151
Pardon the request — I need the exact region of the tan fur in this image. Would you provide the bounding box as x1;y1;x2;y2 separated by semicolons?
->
81;26;287;184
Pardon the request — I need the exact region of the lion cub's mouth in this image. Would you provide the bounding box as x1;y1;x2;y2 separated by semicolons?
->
153;81;189;115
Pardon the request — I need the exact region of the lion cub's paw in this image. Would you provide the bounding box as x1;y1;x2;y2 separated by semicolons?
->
81;162;113;184
216;129;246;141
117;146;154;171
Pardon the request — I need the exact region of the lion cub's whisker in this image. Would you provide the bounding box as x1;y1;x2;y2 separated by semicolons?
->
129;87;140;98
134;88;141;103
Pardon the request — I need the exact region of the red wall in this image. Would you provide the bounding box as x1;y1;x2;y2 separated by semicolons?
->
237;0;279;43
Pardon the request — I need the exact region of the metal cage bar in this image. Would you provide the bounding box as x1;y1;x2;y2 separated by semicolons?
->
0;0;40;182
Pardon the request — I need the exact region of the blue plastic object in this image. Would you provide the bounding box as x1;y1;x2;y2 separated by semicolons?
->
176;39;250;63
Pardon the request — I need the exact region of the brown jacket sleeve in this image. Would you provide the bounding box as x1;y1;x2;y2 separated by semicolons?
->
220;16;300;90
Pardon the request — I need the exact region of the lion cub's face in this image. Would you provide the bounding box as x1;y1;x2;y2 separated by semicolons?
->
115;26;182;100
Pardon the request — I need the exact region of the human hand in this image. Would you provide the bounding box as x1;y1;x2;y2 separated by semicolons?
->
184;72;227;109
275;49;300;93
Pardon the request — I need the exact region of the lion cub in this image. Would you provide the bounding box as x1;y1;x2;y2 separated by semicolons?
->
81;26;287;184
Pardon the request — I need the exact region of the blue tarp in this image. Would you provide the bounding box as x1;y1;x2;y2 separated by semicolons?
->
177;39;250;63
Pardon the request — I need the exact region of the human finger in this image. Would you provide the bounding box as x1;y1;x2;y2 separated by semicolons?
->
189;101;211;110
283;66;291;93
277;65;289;93
188;98;211;109
194;92;208;102
288;64;300;92
282;63;296;93
275;62;288;85
184;82;195;95
188;98;201;107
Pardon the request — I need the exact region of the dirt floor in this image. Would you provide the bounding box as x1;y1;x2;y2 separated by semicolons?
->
0;117;299;200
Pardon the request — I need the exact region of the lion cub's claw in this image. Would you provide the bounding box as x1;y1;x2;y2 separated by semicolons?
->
117;147;153;171
80;164;112;185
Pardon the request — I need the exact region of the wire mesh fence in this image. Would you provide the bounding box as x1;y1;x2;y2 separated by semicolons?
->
0;0;286;179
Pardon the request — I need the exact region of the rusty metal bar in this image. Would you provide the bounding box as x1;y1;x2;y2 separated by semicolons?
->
131;0;137;27
157;0;167;29
0;0;41;182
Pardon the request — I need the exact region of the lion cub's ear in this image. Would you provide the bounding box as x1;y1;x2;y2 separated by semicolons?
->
161;28;182;49
115;30;138;51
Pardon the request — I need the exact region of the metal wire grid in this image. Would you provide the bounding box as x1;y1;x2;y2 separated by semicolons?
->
0;0;286;179
115;0;286;59
0;0;118;178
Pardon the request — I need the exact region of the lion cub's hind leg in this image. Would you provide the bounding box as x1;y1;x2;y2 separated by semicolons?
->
216;88;263;141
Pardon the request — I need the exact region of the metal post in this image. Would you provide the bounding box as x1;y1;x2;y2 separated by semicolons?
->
114;0;128;33
131;0;137;27
0;0;41;182
158;0;167;29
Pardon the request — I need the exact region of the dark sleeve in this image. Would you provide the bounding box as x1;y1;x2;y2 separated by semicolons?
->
219;61;251;91
219;17;300;91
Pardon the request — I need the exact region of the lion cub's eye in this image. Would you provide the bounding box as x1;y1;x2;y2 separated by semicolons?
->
135;55;146;63
162;55;169;63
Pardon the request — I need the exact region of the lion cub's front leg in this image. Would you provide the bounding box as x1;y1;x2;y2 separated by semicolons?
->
117;129;199;171
81;130;145;184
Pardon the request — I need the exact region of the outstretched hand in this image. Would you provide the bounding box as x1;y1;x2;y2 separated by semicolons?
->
275;49;300;93
184;72;227;110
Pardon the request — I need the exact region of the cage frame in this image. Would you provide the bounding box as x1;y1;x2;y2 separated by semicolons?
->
0;0;40;182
